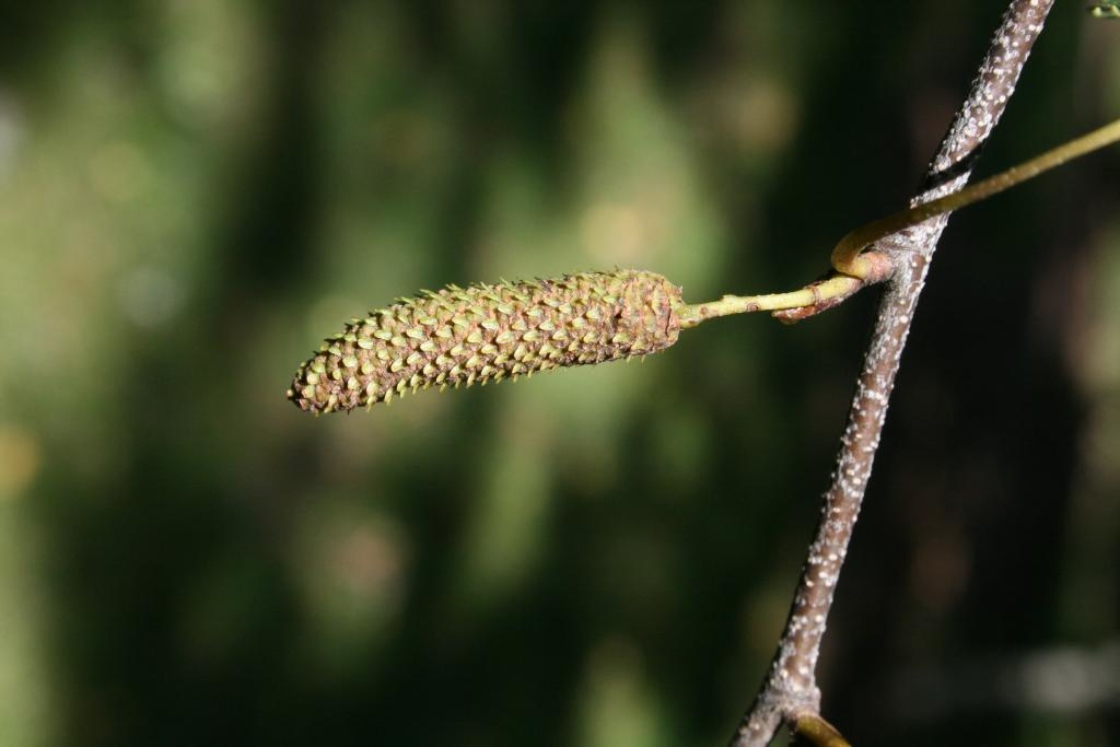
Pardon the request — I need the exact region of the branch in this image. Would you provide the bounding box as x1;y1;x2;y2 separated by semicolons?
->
729;2;1055;744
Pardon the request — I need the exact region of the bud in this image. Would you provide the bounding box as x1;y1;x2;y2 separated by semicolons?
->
288;270;683;413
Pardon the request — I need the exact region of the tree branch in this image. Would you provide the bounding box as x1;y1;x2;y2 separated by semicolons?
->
729;2;1055;744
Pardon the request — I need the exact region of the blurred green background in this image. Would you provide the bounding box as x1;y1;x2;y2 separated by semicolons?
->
1;1;1118;745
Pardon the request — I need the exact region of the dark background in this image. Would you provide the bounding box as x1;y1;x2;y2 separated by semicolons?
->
0;1;1117;745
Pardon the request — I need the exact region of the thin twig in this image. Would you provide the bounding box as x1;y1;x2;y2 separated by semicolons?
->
791;712;852;747
679;116;1120;327
729;2;1055;744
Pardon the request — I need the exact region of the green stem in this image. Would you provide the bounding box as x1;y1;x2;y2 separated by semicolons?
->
791;712;852;747
679;116;1120;328
677;276;861;328
831;117;1120;277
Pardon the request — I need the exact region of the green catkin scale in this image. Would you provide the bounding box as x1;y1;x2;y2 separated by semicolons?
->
288;270;683;414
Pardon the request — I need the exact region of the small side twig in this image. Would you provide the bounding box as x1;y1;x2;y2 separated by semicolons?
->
729;1;1055;744
791;712;852;747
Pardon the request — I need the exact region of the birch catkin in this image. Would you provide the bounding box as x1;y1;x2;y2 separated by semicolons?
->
288;270;683;413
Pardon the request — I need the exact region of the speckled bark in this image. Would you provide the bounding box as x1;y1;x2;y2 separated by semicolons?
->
730;2;1054;745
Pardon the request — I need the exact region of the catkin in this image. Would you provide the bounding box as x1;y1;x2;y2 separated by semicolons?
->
288;269;683;414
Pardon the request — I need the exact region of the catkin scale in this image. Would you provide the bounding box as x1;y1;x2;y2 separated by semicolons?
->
288;270;683;414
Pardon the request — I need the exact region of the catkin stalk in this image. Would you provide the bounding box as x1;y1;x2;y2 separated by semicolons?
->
288;270;683;414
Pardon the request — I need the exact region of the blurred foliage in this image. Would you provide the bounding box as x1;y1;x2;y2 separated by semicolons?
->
0;1;1118;746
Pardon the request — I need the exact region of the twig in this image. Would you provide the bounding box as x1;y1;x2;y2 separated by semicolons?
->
728;1;1055;744
791;712;852;747
679;116;1120;327
775;114;1120;320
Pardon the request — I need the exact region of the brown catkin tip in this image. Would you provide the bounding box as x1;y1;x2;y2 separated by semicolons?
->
288;269;683;414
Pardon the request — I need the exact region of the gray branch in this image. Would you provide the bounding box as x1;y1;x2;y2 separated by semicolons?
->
729;1;1055;744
